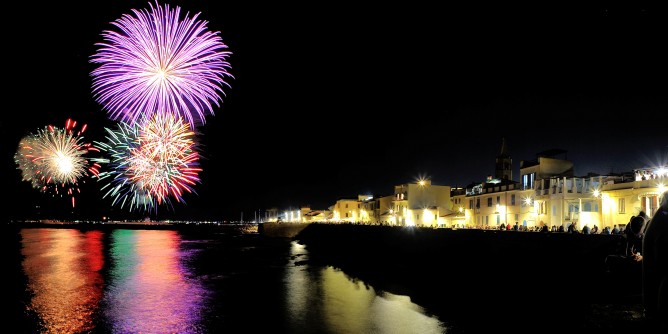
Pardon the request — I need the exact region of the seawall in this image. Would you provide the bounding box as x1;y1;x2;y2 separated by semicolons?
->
262;222;625;260
260;222;639;333
261;223;627;282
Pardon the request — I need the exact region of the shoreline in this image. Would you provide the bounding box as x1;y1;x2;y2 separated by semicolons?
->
1;221;259;233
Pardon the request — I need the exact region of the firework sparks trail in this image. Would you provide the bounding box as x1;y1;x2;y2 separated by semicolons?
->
94;113;202;213
90;1;233;129
14;119;102;207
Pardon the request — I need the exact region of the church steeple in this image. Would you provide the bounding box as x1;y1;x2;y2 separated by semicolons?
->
499;137;508;157
495;137;512;180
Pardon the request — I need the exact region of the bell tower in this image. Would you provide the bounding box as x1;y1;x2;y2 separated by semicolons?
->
495;137;512;181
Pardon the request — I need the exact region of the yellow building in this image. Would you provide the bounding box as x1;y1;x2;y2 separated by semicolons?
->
597;169;666;229
332;195;373;223
453;148;667;231
527;159;666;231
449;177;527;229
273;140;667;232
384;179;451;227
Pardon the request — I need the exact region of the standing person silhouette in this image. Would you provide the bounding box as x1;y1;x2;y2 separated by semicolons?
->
626;216;646;258
642;190;668;332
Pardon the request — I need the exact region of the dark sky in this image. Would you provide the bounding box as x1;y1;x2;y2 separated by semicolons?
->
2;2;667;221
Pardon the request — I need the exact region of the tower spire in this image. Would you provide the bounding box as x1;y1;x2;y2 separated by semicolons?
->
500;137;508;157
495;137;512;180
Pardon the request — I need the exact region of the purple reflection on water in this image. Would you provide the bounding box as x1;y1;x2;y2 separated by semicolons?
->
104;229;207;333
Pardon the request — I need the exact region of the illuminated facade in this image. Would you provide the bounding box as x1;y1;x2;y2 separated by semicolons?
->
329;182;452;226
449;178;527;228
384;179;451;227
271;143;667;232
451;149;667;230
332;196;371;223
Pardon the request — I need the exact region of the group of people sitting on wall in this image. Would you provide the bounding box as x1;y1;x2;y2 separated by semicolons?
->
569;222;624;234
498;222;549;232
495;221;623;234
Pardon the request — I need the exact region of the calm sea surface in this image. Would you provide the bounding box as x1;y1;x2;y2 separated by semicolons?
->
5;227;448;333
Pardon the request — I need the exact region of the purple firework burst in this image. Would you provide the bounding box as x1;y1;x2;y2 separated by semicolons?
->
90;1;233;129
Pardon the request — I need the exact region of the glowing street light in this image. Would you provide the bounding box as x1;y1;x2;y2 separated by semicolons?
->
524;197;532;206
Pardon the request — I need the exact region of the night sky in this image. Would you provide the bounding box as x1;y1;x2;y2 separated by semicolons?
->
2;2;667;221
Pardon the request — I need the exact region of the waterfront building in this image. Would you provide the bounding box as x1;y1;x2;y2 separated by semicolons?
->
448;141;532;229
598;168;666;227
523;158;666;230
375;194;394;224
521;149;577;229
450;176;525;229
270;139;666;232
452;146;666;231
384;179;451;227
329;181;453;227
332;195;373;223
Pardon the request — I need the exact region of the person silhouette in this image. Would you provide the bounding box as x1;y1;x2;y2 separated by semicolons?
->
642;190;668;332
582;224;591;234
626;215;645;257
605;218;642;281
